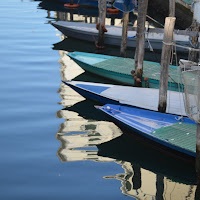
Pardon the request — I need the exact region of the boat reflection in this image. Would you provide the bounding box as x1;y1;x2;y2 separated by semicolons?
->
55;48;197;199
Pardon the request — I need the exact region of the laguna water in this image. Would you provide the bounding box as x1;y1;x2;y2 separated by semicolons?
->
0;0;198;199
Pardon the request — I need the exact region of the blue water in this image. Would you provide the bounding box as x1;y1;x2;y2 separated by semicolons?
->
0;0;198;199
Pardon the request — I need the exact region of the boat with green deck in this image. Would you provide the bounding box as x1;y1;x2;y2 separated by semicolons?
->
67;51;181;90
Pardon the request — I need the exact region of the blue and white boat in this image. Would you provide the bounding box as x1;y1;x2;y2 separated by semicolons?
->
62;80;187;116
97;104;196;157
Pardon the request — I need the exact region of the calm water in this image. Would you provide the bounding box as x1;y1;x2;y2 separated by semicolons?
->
0;0;198;199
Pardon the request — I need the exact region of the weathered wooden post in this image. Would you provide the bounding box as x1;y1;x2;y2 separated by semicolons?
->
120;12;129;57
134;0;148;87
169;0;175;17
97;0;107;48
188;0;200;62
158;17;176;113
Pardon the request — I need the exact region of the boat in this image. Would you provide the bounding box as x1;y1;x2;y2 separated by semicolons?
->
51;21;197;52
96;103;196;157
66;51;181;90
62;80;186;116
39;0;123;19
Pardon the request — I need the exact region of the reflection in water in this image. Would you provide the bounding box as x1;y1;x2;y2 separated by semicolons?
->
104;161;196;199
54;46;197;199
56;50;122;163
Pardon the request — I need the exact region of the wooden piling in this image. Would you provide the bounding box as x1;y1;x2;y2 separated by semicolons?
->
97;0;107;49
169;0;175;17
158;17;176;113
196;123;200;178
134;0;149;87
120;12;129;57
188;0;200;62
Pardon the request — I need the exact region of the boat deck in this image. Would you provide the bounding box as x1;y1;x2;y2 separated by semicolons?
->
93;57;180;87
152;122;196;153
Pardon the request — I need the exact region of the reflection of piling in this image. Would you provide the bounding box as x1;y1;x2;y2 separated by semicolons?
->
158;17;176;113
131;164;141;190
156;175;164;200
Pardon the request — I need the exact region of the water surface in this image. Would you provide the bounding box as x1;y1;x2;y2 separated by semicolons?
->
0;0;197;199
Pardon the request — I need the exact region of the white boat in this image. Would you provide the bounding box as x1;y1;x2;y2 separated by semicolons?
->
63;80;187;116
51;21;198;52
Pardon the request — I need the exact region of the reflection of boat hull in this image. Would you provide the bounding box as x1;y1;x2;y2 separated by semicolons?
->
97;104;196;157
51;21;194;51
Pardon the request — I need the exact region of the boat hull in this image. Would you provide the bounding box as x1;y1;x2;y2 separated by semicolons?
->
62;81;187;116
52;21;191;52
97;104;196;157
67;52;181;90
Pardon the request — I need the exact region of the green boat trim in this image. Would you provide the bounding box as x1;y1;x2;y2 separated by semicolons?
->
151;122;196;154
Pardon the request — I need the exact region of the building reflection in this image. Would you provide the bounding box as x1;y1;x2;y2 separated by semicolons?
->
104;161;196;199
54;47;197;199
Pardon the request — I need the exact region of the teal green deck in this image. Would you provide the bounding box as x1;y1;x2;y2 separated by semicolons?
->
94;57;180;87
69;52;182;90
152;122;196;154
182;0;193;4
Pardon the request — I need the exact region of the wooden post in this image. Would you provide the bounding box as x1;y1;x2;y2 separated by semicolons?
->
97;0;107;48
169;0;175;17
188;0;200;62
120;12;129;57
134;0;148;87
196;72;200;183
196;123;200;178
158;17;176;113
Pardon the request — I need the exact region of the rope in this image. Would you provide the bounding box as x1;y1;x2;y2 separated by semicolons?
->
146;15;164;28
163;40;200;52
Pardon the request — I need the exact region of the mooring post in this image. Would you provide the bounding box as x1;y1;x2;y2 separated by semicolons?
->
196;123;200;179
97;0;107;49
134;0;148;87
188;0;200;62
158;17;176;113
120;12;129;57
169;0;175;17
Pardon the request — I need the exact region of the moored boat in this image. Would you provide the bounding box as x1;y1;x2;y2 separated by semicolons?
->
51;21;197;52
62;80;186;116
97;103;196;157
67;51;181;90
